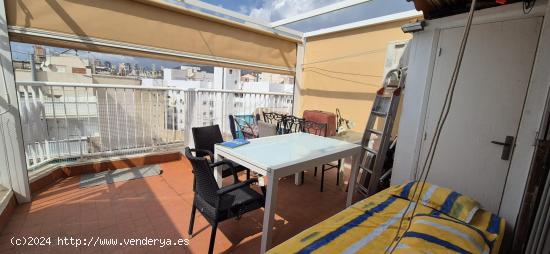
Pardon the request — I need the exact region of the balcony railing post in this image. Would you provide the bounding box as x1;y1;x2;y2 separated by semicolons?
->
20;86;31;166
171;92;176;142
30;87;42;163
94;88;103;154
61;87;70;157
38;87;50;163
49;86;59;158
104;88;112;152
132;90;138;149
156;91;161;146
74;86;83;159
148;91;153;148
140;90;145;148
184;89;196;147
163;90;168;144
85;87;92;154
123;89;129;150
114;88;120;153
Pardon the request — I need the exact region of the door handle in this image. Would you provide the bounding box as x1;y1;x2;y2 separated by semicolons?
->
490;141;507;146
491;136;515;160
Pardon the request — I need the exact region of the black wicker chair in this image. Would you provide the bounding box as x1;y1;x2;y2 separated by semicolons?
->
228;115;240;140
262;112;284;124
185;148;265;254
281;115;304;134
302;120;342;192
262;112;285;133
229;115;257;140
192;125;250;180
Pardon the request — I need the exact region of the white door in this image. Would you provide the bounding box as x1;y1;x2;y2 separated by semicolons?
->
419;17;542;213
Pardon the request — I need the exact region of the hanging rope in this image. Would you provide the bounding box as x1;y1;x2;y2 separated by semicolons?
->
386;0;478;252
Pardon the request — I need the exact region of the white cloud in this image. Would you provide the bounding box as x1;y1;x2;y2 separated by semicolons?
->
238;5;249;15
248;0;340;22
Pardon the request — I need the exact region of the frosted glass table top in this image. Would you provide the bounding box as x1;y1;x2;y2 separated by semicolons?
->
215;132;361;171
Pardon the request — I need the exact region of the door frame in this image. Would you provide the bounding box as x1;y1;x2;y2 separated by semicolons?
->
392;0;550;234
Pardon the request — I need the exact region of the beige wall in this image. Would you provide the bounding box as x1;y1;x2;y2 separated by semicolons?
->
299;20;413;133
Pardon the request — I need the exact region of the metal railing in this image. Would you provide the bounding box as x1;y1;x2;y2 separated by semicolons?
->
17;81;293;171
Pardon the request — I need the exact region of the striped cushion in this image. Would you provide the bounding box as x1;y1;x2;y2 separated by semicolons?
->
387;182;480;223
393;214;497;254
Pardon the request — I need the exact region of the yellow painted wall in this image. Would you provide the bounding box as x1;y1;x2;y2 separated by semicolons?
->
299;20;413;133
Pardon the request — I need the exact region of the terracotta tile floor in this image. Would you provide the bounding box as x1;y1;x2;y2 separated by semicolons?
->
0;158;358;253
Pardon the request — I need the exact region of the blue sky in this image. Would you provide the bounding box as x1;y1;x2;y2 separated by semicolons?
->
199;0;415;31
202;0;263;13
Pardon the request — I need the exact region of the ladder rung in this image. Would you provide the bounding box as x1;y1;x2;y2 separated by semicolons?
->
371;111;387;117
363;146;378;155
380;169;392;182
360;166;373;174
357;185;369;196
368;129;383;135
377;94;393;98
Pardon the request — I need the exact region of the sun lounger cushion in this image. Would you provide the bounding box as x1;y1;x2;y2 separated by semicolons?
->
392;214;497;254
387;182;480;223
268;188;505;254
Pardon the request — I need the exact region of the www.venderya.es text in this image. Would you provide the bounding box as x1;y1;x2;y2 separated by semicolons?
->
11;236;190;248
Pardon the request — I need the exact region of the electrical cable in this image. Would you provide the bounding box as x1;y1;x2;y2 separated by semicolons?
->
385;0;478;252
302;48;386;66
303;67;383;78
305;69;381;87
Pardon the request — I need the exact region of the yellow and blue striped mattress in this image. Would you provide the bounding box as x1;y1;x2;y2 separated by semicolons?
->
268;189;505;254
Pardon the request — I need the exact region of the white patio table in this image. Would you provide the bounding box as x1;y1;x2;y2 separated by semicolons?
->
214;132;362;253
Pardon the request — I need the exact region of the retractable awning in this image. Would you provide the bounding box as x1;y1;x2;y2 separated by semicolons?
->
6;0;299;74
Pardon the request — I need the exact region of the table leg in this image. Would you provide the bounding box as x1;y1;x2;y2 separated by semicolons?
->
260;173;279;253
346;152;360;207
294;172;302;185
213;151;223;188
337;157;347;187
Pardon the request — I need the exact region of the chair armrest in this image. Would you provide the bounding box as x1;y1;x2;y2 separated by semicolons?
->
210;159;239;183
190;148;214;162
217;178;258;195
209;159;236;169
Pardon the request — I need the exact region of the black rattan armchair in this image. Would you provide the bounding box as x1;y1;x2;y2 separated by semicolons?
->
192;125;250;180
302;120;342;192
185;148;265;254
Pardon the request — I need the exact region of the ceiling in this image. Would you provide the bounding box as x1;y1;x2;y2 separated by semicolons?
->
407;0;525;19
168;0;416;34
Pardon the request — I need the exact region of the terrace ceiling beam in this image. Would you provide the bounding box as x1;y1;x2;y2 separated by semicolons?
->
270;0;373;28
303;10;423;38
180;0;303;38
